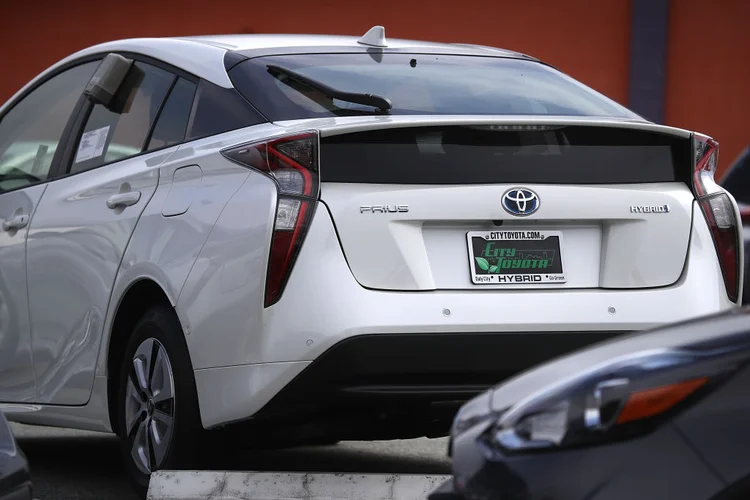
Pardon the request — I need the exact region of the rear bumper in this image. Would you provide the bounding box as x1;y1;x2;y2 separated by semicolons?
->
255;330;625;428
192;205;738;429
198;330;625;436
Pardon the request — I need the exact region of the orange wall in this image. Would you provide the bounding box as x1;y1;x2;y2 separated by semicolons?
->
0;0;630;105
5;0;750;177
4;1;749;175
665;0;750;178
3;1;748;175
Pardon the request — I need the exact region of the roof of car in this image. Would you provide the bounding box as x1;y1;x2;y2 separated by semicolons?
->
37;32;535;91
176;33;526;56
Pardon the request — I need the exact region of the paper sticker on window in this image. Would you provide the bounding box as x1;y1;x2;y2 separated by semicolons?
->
74;126;110;163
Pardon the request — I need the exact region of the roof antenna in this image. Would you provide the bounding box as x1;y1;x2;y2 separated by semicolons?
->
357;25;387;48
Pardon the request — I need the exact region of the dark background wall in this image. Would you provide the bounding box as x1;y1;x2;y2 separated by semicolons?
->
1;0;747;176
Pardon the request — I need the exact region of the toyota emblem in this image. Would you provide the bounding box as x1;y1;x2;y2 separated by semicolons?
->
502;188;540;216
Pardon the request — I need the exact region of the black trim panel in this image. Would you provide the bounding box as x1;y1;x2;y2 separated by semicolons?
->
142;75;179;150
224;50;249;71
252;330;629;423
86;50;200;83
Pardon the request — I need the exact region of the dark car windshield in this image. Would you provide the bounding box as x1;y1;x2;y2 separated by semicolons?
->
228;53;640;121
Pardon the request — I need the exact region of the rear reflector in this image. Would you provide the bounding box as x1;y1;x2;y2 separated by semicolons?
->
222;131;319;306
693;134;741;303
266;200;312;305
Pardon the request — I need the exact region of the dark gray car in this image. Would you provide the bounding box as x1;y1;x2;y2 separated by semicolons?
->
0;412;31;500
432;307;750;500
720;145;750;304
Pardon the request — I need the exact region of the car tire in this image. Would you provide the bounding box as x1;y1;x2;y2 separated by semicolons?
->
115;305;204;497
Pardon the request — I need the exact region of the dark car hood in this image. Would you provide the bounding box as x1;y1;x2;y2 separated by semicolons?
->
488;307;750;412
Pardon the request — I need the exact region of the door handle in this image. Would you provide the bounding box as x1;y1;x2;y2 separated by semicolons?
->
106;191;141;209
2;214;29;231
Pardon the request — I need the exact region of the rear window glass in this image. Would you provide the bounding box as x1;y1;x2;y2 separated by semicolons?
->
186;80;266;141
228;53;639;121
319;126;691;185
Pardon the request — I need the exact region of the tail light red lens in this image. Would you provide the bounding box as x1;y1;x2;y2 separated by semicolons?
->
693;134;741;303
222;131;319;306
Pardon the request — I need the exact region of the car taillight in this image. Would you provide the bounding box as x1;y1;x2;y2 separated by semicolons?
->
221;131;319;306
693;133;741;303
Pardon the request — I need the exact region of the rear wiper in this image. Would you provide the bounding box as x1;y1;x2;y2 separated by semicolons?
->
267;64;392;113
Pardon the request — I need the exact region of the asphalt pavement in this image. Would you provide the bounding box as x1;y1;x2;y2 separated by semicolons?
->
10;423;451;500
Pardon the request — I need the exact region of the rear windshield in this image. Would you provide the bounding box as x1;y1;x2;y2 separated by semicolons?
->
228;53;640;121
319;126;692;185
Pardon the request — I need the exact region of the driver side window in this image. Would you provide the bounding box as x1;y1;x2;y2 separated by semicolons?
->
0;61;99;194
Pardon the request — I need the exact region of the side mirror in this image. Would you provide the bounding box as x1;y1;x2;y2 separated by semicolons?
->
83;53;141;112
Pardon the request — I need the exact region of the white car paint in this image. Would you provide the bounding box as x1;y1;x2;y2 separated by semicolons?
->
0;34;741;441
321;182;694;290
192;194;733;428
25;148;164;405
0;185;46;404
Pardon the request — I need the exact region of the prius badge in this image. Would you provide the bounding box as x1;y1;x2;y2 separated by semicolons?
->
502;188;540;216
360;205;409;213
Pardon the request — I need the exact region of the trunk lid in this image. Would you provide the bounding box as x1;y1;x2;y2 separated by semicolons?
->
287;116;695;291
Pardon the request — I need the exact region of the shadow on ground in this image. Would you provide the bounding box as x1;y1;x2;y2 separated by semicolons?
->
13;424;450;500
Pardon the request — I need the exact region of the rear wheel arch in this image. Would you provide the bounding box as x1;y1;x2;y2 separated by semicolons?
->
106;278;185;432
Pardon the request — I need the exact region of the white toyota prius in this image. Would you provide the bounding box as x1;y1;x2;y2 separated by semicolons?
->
0;26;742;492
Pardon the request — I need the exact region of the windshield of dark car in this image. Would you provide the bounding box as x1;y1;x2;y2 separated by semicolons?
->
228;53;640;121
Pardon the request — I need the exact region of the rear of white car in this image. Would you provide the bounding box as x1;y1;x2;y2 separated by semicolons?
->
187;47;742;437
0;34;741;494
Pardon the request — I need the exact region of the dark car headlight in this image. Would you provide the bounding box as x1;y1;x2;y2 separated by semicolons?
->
483;347;745;455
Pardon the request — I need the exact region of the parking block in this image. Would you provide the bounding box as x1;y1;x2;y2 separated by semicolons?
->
147;471;450;500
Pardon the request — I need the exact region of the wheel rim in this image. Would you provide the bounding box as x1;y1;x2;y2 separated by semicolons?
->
124;338;176;475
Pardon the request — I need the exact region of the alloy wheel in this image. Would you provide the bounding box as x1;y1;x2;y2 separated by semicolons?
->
124;338;176;475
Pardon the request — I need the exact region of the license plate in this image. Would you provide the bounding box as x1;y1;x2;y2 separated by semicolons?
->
466;230;566;285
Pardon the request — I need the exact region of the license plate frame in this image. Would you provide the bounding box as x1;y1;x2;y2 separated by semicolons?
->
466;230;567;285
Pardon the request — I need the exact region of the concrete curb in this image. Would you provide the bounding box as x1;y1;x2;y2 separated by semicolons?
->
147;471;450;500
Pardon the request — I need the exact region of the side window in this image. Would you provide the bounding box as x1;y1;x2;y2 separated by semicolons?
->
70;62;175;174
186;79;265;141
147;77;197;150
0;61;98;193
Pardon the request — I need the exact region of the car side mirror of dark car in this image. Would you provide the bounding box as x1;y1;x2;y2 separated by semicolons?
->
84;53;143;113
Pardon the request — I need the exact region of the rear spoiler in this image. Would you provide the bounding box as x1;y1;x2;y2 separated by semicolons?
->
272;114;694;140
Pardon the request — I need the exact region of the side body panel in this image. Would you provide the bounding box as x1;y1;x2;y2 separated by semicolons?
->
0;185;46;403
2;376;111;432
175;163;277;370
4;123;283;429
24;149;172;405
93;123;283;379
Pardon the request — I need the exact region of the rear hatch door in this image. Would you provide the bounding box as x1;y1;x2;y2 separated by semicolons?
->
309;117;695;291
